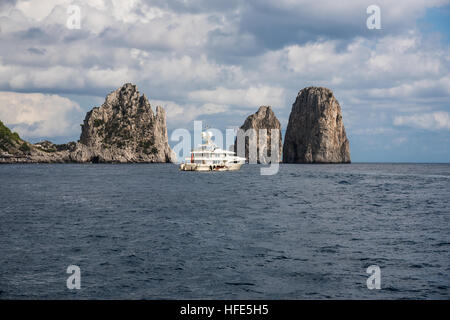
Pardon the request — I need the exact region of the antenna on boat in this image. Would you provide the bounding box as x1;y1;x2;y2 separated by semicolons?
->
201;125;214;146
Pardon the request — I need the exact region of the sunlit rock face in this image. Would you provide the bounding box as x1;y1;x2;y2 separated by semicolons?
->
72;83;175;163
283;87;351;163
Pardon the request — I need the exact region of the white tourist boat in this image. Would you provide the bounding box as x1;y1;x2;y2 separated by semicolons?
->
179;131;246;171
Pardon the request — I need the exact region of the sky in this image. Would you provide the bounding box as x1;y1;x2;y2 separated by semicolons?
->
0;0;449;162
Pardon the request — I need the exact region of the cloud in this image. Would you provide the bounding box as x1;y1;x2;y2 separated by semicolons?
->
1;1;448;101
366;76;450;99
352;127;397;135
150;99;229;128
0;91;83;139
255;32;447;91
188;86;285;108
394;111;450;130
237;0;449;51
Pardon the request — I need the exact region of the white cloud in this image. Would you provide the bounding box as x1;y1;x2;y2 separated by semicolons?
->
151;99;229;127
394;111;450;130
15;0;69;21
141;54;244;89
259;32;446;88
12;0;155;24
188;86;285;108
0;91;83;139
353;127;397;135
366;76;450;99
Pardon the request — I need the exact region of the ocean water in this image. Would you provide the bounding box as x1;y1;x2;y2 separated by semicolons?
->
0;163;449;299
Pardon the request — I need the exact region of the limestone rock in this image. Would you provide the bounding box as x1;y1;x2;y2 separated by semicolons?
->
0;120;57;163
234;106;282;163
70;83;175;163
283;87;351;163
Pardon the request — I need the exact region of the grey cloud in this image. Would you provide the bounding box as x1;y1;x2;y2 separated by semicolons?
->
211;0;438;55
0;0;17;10
140;0;241;14
27;47;46;55
18;27;47;39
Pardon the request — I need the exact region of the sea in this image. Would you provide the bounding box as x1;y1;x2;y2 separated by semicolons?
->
0;163;449;299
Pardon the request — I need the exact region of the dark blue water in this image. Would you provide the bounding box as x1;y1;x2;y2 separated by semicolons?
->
0;163;449;299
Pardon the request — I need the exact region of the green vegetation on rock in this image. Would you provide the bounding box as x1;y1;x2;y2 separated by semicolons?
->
93;119;104;127
140;138;154;150
0;120;22;151
19;142;31;152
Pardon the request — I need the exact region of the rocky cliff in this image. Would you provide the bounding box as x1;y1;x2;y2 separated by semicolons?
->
0;83;175;163
283;87;351;163
0;120;69;163
69;83;175;163
0;120;35;162
234;106;282;163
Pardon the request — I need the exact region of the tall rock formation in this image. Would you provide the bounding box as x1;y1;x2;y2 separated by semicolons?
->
70;83;175;163
283;87;351;163
234;106;282;163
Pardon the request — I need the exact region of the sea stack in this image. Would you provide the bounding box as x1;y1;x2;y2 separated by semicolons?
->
283;87;351;163
71;83;175;163
234;106;282;163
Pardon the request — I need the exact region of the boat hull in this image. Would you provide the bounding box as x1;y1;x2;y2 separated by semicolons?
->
180;163;243;172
